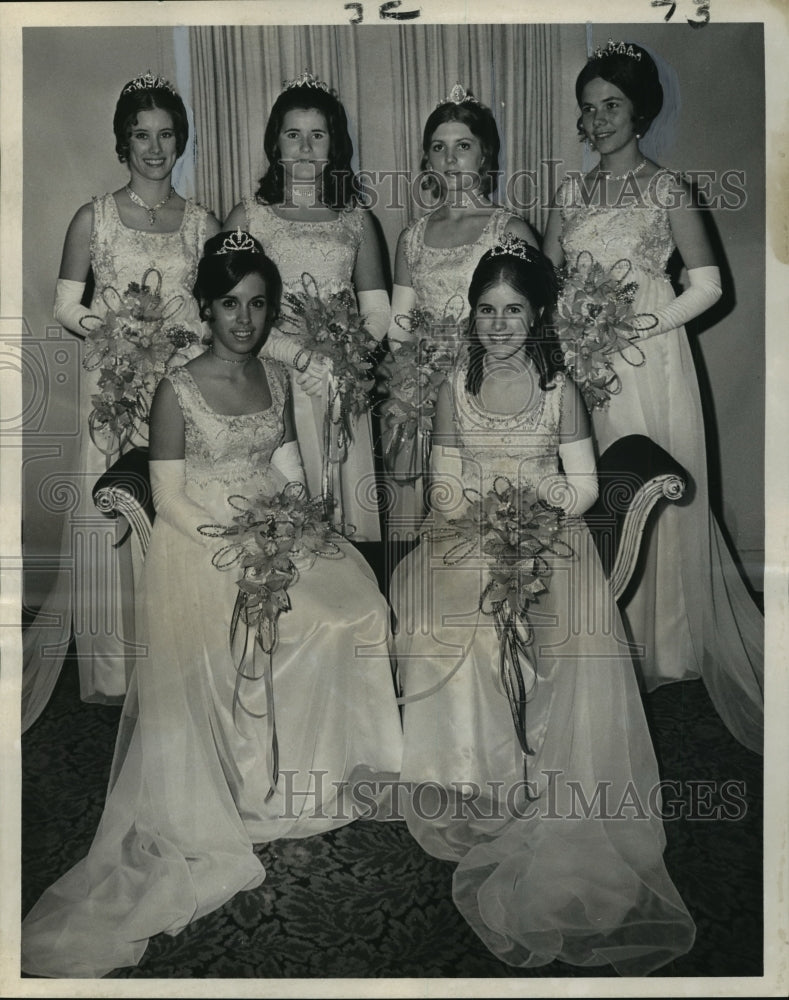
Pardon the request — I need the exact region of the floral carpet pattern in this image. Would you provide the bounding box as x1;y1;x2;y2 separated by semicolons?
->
21;647;762;980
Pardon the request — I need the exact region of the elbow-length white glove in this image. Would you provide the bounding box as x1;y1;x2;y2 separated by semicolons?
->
269;440;306;488
428;445;467;518
54;278;91;339
150;459;216;547
261;329;330;396
386;284;418;345
537;437;599;518
357;288;390;343
637;265;722;337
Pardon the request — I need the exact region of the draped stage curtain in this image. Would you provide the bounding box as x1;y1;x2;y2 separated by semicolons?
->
188;24;562;244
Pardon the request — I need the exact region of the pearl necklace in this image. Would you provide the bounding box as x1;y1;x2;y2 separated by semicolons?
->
605;158;647;181
209;347;252;366
126;185;174;225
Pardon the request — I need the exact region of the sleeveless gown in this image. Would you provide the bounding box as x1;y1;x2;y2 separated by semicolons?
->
389;207;517;532
21;359;403;978
22;195;212;730
556;170;763;754
242;198;380;541
390;360;696;974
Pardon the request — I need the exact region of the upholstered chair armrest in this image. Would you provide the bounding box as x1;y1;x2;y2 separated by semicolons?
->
91;447;155;558
584;435;691;603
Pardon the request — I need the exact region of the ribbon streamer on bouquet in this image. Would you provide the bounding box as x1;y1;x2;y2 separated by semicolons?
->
405;479;575;786
382;423;432;490
322;372;345;533
198;485;343;799
228;587;294;802
485;587;540;774
379;317;455;484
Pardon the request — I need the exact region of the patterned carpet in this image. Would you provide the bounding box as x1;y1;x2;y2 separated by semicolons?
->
21;641;762;981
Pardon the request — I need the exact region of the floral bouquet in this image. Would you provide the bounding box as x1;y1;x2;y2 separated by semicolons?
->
281;274;378;451
80;268;198;459
199;481;342;798
378;297;464;483
432;477;573;771
378;336;454;482
554;251;656;410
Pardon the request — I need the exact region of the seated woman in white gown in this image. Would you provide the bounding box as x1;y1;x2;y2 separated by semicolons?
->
391;237;695;975
21;230;403;979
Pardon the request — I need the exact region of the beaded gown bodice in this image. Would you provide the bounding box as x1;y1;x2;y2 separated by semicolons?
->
167;361;288;511
451;355;565;494
242;198;363;298
89;193;209;335
556;170;677;283
403;208;515;330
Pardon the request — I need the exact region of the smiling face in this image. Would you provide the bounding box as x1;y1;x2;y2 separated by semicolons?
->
277;108;331;184
205;272;269;361
580;77;639;157
126;108;179;183
473;280;535;363
426;121;485;192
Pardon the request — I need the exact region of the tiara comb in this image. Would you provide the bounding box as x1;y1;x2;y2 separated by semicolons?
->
487;233;541;263
215;229;260;255
282;69;333;94
121;70;177;95
437;82;481;108
592;39;642;61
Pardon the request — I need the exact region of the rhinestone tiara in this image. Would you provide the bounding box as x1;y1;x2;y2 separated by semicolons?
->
282;69;332;93
487;233;542;263
121;70;178;95
437;82;481;108
592;39;642;61
214;229;260;255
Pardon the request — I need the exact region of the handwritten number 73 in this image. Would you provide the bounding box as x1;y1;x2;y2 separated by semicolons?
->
651;0;710;27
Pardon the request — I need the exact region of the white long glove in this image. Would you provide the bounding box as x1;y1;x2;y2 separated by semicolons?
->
270;440;307;487
150;459;216;546
428;445;467;518
357;288;390;343
53;278;91;339
261;328;329;396
386;283;418;345
537;437;599;517
638;265;722;337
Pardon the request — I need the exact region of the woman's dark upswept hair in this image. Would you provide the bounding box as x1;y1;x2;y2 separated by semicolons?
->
574;43;664;140
113;82;189;163
465;243;562;396
255;84;357;210
193;232;282;329
420;98;501;198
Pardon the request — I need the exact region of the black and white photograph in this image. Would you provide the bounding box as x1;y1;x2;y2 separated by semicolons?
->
1;0;787;994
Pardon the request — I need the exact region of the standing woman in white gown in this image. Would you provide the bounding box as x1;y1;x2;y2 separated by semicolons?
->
542;41;763;754
382;86;539;537
225;72;389;543
23;72;220;730
21;231;403;979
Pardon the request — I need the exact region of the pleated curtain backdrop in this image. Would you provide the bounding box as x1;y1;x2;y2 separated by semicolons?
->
392;23;562;234
188;23;561;246
189;25;361;224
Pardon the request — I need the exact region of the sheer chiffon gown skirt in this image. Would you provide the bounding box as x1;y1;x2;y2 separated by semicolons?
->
391;516;696;975
21;495;403;978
